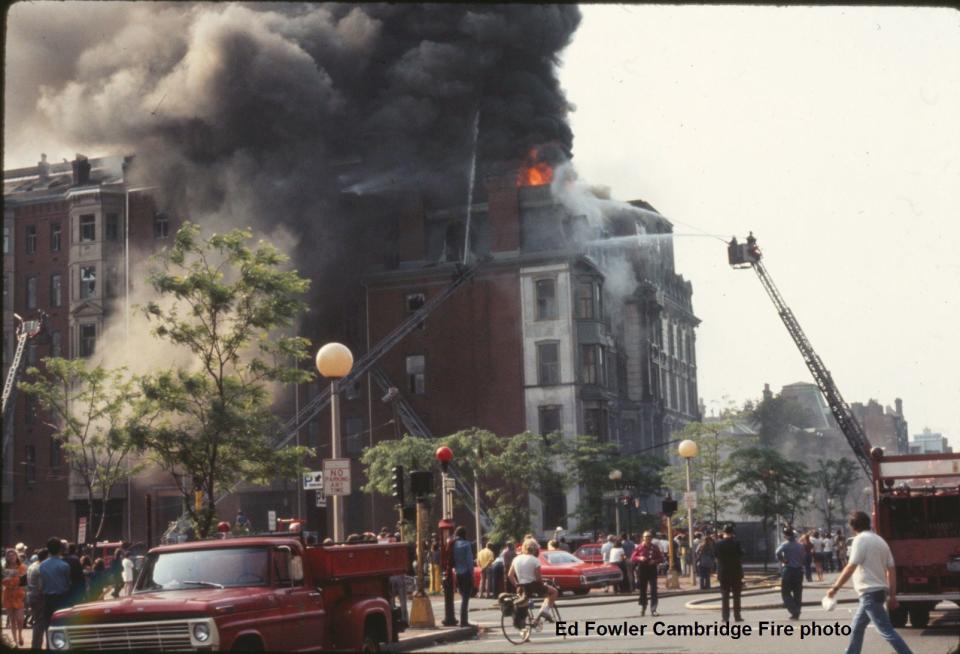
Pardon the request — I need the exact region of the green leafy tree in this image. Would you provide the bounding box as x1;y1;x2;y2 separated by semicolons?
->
812;458;861;532
562;435;664;538
19;359;154;541
723;446;809;570
361;429;565;543
137;222;314;538
662;418;755;528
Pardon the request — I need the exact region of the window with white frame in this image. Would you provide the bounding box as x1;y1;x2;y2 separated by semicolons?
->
79;214;96;242
154;212;169;238
536;342;559;386
26;225;37;254
51;274;62;308
79;323;96;357
535;278;558;320
51;222;61;252
26;276;37;309
80;266;96;298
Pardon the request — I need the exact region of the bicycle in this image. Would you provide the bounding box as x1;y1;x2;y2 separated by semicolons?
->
499;586;562;645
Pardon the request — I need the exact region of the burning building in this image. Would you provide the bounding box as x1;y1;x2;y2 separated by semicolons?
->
3;3;700;543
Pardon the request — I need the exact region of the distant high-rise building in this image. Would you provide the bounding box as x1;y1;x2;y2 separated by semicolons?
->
909;428;952;454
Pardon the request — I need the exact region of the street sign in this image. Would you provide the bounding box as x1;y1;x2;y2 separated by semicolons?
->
684;491;697;510
303;470;323;490
268;510;277;532
315;489;326;508
443;477;456;491
77;517;87;544
323;458;351;496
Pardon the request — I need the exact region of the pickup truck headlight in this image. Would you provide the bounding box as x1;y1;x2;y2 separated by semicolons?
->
192;622;211;642
48;630;68;650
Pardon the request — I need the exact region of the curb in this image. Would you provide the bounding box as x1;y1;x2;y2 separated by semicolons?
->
388;625;478;652
685;591;859;612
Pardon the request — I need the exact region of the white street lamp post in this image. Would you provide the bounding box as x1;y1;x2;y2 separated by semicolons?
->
609;469;622;535
678;439;699;586
316;343;353;542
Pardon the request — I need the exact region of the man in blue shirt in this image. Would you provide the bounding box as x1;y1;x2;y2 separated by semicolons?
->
38;537;72;643
776;527;806;619
451;526;475;627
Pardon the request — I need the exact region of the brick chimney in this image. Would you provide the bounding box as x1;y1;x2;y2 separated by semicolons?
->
894;398;903;416
762;383;773;402
37;153;50;184
485;166;520;253
71;154;91;185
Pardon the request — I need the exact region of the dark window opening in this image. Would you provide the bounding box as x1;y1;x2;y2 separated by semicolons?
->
535;279;558;321
154;212;169;238
406;293;426;330
26;225;37;254
79;214;96;242
538;405;563;441
80;324;96;357
537;342;560;386
51;274;62;308
25;445;37;483
543;491;567;531
580;344;606;387
26;276;37;309
51;222;61;252
50;437;62;468
584;403;608;441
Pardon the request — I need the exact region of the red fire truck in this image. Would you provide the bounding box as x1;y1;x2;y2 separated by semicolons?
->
870;449;960;628
48;534;407;651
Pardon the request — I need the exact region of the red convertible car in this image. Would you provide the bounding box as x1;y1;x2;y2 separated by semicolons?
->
474;549;622;596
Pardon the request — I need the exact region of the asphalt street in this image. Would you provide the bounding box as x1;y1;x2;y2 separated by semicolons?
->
415;574;959;653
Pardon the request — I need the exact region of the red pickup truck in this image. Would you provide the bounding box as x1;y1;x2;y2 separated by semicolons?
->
48;534;407;652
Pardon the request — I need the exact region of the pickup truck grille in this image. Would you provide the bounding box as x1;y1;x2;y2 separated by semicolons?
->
62;620;193;651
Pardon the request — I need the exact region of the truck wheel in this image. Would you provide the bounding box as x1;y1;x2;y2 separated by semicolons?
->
231;636;265;652
907;605;930;629
888;605;907;628
572;589;589;596
361;636;381;653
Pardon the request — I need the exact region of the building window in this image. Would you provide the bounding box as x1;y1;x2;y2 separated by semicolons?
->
538;405;562;440
543;491;567;531
26;276;37;309
154;212;169;238
79;323;96;357
105;213;119;241
106;266;118;297
51;222;61;252
584;402;608;441
51;274;62;308
80;266;96;298
406;354;425;395
79;214;96;242
50;437;62;468
51;330;62;358
25;445;37;483
26;225;37;254
406;293;426;330
535;279;558;321
344;417;364;456
575;278;601;320
3;225;9;254
536;342;559;386
580;344;606;386
26;343;37;366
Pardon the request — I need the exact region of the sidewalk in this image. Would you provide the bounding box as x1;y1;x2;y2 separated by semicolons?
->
390;624;479;652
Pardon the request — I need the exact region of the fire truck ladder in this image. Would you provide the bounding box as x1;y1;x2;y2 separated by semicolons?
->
370;366;493;531
212;264;480;505
2;314;45;459
729;236;873;476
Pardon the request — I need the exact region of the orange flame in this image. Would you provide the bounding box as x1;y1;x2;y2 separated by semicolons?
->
516;148;553;187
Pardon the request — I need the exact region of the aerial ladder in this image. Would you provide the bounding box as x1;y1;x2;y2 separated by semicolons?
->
2;313;46;459
209;263;494;528
728;234;873;477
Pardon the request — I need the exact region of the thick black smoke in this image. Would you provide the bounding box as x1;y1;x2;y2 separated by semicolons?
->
7;2;581;334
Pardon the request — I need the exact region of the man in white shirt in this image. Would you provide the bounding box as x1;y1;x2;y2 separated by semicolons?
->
121;554;135;597
826;511;912;654
822;530;835;572
508;540;558;621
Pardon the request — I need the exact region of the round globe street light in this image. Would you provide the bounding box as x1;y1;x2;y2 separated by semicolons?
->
678;439;699;585
316;342;354;542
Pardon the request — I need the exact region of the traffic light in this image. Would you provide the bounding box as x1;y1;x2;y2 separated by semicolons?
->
661;497;678;516
391;465;405;506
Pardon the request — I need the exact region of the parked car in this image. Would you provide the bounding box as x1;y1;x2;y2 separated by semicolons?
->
475;548;621;596
573;542;604;565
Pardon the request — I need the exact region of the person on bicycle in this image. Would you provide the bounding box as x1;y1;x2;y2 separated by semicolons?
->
507;540;558;622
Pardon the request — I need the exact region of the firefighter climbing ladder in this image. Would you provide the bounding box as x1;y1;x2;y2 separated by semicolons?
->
2;313;45;459
729;235;873;476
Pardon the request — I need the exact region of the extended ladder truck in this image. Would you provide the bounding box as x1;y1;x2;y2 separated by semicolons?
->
729;233;960;628
2;313;46;461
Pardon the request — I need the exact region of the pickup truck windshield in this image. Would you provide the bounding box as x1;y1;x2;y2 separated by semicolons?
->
137;547;270;592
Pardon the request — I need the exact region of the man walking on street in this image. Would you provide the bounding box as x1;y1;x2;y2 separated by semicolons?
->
451;526;475;627
631;531;663;617
477;540;495;598
826;511;913;654
714;524;744;622
776;527;806;620
38;538;71;647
